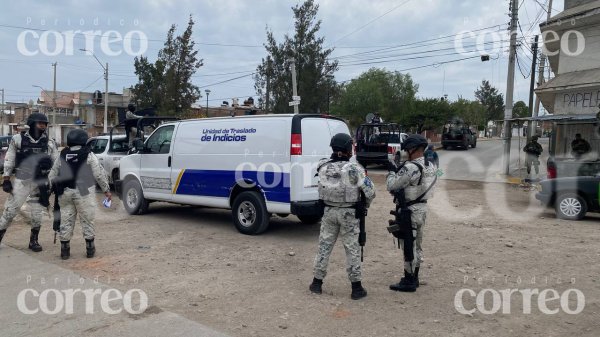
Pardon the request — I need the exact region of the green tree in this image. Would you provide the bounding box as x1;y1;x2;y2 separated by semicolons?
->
450;98;486;131
512;100;529;118
254;0;338;114
131;16;203;116
330;68;418;128
403;98;451;133
474;80;504;136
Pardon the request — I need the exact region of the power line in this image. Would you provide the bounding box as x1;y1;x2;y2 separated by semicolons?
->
198;73;256;89
329;0;413;46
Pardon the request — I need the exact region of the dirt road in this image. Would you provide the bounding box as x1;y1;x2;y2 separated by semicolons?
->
1;176;599;337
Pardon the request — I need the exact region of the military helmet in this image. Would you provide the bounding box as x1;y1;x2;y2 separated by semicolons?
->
531;135;539;141
67;129;89;147
26;112;49;129
402;134;428;151
330;133;353;154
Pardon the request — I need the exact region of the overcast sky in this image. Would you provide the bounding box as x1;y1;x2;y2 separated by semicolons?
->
0;0;563;112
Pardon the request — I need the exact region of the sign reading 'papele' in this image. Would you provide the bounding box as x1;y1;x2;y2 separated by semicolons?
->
555;88;600;114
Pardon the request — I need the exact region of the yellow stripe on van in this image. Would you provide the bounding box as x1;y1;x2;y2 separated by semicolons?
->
172;169;185;194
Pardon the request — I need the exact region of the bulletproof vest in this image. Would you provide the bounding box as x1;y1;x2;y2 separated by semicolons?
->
318;161;361;204
57;147;95;192
400;159;436;203
15;132;51;180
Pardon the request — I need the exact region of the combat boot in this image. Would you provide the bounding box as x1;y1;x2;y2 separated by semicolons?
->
60;241;70;260
309;278;323;294
85;239;95;258
0;229;6;246
390;271;417;292
28;228;42;252
350;281;367;300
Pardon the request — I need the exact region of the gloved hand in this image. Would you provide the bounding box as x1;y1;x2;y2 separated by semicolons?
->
385;161;397;172
2;178;12;193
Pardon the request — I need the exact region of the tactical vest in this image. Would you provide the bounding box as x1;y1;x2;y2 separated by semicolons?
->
318;161;361;204
56;147;95;195
15;132;51;180
399;160;436;203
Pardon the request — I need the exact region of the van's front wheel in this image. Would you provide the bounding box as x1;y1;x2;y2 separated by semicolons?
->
122;180;149;215
232;191;270;235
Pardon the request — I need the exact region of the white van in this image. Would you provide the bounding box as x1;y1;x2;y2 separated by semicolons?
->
116;114;351;235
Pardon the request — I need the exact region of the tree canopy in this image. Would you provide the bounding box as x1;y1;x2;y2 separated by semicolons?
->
131;16;203;116
254;0;338;114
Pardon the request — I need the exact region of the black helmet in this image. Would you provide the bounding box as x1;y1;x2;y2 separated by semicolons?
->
531;135;539;141
27;113;49;129
402;134;428;151
330;133;353;153
127;103;136;113
67;129;89;147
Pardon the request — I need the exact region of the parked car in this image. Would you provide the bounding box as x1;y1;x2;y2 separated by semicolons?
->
546;157;600;179
0;135;12;174
116;114;351;235
87;135;129;184
441;120;477;150
535;176;600;220
355;122;405;167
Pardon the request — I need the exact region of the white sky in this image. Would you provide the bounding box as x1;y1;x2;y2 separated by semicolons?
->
0;0;564;112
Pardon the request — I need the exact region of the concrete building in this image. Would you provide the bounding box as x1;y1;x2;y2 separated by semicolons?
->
535;0;600;158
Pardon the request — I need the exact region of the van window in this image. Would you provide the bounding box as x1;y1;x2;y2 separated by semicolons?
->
145;125;175;154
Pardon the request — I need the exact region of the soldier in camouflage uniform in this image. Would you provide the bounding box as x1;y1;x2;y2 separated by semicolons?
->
386;134;437;292
0;113;58;252
48;129;111;260
310;133;376;300
523;135;543;176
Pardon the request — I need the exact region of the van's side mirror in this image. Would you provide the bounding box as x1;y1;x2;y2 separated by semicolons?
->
132;139;145;153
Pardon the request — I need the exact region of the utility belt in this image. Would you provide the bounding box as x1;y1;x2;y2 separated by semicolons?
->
323;200;358;209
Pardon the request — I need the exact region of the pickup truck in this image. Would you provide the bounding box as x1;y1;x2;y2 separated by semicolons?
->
535;176;600;220
87;135;129;184
355;122;406;167
441;126;477;150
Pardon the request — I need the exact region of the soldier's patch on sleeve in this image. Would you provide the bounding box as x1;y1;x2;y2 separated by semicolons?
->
363;176;373;188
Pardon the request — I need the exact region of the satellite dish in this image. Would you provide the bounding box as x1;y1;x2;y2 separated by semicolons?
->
365;113;375;123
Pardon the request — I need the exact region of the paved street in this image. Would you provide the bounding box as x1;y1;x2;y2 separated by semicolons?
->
368;137;550;183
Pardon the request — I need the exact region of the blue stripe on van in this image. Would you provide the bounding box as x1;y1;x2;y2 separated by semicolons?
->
175;169;291;203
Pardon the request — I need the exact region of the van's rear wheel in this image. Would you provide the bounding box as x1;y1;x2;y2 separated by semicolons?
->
122;180;149;215
232;191;270;235
297;215;322;225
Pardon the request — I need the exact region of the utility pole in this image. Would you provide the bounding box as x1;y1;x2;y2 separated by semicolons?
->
1;88;4;135
527;35;539;140
290;58;299;114
265;57;271;113
533;0;554;124
502;0;519;175
104;62;108;134
52;62;57;139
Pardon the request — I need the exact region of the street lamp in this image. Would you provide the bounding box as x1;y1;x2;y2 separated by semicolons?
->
80;48;109;134
205;89;211;117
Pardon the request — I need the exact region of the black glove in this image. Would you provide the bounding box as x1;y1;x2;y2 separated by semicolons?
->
386;161;397;172
2;179;12;193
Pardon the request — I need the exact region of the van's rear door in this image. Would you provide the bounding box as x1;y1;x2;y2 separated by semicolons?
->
290;116;350;203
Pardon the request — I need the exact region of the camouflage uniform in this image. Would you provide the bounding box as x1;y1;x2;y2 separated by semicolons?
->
386;157;436;274
523;141;543;175
0;132;58;231
48;146;109;241
313;159;376;282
